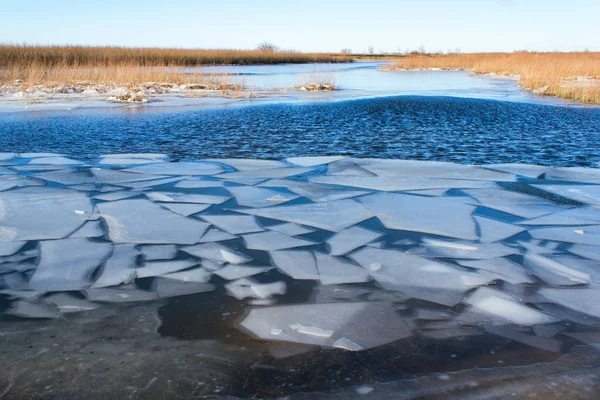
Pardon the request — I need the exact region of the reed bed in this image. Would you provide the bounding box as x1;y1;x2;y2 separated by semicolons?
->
0;44;347;90
387;52;600;104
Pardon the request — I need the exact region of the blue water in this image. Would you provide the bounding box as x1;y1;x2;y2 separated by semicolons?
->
1;96;599;166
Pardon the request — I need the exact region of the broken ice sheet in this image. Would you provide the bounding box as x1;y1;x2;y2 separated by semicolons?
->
214;265;272;281
140;245;178;260
484;325;562;353
162;267;212;283
350;247;492;306
238;199;374;232
136;259;199;279
458;258;535;285
474;215;525;243
92;244;139;288
286;156;346;167
0;187;92;241
198;228;238;243
523;253;590;286
267;223;315;236
464;287;559;326
154;277;215;298
408;238;517;260
239;301;414;350
69;220;105;238
225;278;286;300
182;242;252;264
27;156;82;165
146;191;231;205
0;241;26;257
533;184;600;206
226;186;299;208
243;231;314;251
261;179;370;202
33;169;95;185
217;167;314;179
327;226;383;256
270;250;319;280
96;198;209;244
200;214;264;234
44;293;99;313
461;188;559;219
519;206;600;226
160;202;211;216
123;162;224;176
93;190;140;202
359;193;478;240
315;253;371;285
528;225;600;246
309;176;500;191
568;244;600;261
86;286;158;303
29;238;112;291
482;163;549;178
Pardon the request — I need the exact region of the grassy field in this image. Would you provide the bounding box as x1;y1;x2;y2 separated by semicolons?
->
386;52;600;104
0;44;347;88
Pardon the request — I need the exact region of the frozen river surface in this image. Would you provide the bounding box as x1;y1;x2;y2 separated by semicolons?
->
2;155;600;398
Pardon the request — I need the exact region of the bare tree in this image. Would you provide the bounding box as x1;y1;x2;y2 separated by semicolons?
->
341;48;352;55
417;44;426;55
368;46;375;55
257;42;278;52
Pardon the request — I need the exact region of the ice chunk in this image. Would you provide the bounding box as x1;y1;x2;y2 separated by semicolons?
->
544;168;600;184
0;187;92;241
239;301;414;350
458;258;535;285
465;287;559;326
140;245;178;260
162;267;212;283
29;239;112;291
92;244;139;288
69;220;105;238
270;250;319;280
97;199;209;244
315;253;371;285
243;231;314;251
523;253;591;285
309;176;499;191
568;244;600;261
45;293;99;313
159;202;211;217
286;156;346;167
0;241;25;257
529;225;600;246
217;167;314;179
7;301;59;319
261;180;369;202
482;163;548;178
409;238;517;260
115;176;185;189
326;160;375;176
327;226;383;256
474;216;525;243
123;162;224;176
28;156;82;165
350;247;490;306
214;265;272;280
34;170;94;185
198;228;237;243
533;184;600;206
136;259;199;278
200;214;264;234
520;207;600;226
93;190;140;202
174;179;225;189
537;288;600;319
86;286;158;303
227;186;298;208
359;193;478;240
208;159;287;171
238;199;374;232
461;189;558;218
182;242;252;264
225;278;286;300
147;191;231;205
154;277;215;298
268;223;315;236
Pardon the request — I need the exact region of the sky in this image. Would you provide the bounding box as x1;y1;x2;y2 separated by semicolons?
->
1;0;599;53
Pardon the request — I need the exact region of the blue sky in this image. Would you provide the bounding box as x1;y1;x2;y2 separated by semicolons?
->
1;0;598;53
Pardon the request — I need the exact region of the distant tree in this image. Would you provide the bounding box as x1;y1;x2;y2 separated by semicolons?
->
341;48;352;55
368;46;375;55
417;44;426;55
257;42;278;52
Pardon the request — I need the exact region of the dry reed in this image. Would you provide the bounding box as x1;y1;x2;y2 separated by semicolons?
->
387;52;600;104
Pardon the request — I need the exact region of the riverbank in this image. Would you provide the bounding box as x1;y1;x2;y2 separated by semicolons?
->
382;52;600;104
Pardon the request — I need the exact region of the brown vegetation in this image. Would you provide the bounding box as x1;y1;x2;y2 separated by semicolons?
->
386;52;600;104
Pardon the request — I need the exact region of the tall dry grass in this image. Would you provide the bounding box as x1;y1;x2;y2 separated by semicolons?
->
0;44;347;88
388;52;600;104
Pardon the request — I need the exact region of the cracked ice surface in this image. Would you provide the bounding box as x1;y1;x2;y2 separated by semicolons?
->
3;155;600;357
